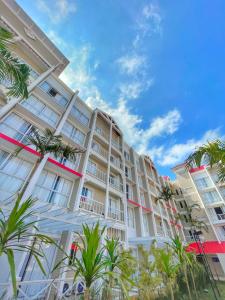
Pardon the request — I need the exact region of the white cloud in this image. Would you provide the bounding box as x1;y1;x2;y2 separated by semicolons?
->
138;3;162;36
36;0;76;23
119;79;154;99
116;54;146;76
149;129;223;167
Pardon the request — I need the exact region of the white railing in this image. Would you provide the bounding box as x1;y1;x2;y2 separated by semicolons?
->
109;177;123;192
156;225;164;236
87;163;107;183
110;156;123;169
92;142;108;159
108;208;125;222
111;139;121;151
107;228;125;241
80;196;105;216
95;127;109;141
153;203;160;214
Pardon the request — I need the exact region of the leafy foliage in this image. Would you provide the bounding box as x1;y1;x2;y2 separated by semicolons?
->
186;139;225;182
0;194;55;296
157;186;174;202
0;26;30;99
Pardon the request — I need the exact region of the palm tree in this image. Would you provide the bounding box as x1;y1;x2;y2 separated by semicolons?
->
137;245;162;300
62;223;106;300
0;194;55;297
102;237;135;300
157;185;174;202
0;26;30;99
18;128;84;196
170;235;192;300
186;140;225;182
154;247;179;300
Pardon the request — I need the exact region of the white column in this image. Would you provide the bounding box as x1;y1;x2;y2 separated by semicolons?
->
104;121;112;218
73;110;97;210
0;64;59;119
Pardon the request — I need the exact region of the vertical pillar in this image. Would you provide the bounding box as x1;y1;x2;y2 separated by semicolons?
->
104;121;112;218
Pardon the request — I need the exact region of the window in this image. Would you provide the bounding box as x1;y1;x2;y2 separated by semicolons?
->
0;150;32;200
128;207;135;228
126;184;130;200
71;106;89;126
0;113;35;143
140;192;145;206
203;191;221;204
143;214;149;236
33;170;72;207
21;95;60;126
124;151;130;161
82;187;93;199
184;215;188;223
40;81;68;107
194;177;211;190
184;200;187;207
138;176;143;188
125;166;129;178
179;202;183;209
62;121;85;145
92;141;100;152
95;126;102;134
87;161;97;175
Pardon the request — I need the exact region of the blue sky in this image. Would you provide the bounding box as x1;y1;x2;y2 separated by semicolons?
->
18;0;225;178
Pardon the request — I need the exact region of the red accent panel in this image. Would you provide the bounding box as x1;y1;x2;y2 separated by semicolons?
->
128;199;141;207
71;242;78;251
142;206;152;212
163;176;170;181
189;166;205;173
48;158;82;178
186;241;225;254
0;133;83;178
0;133;41;156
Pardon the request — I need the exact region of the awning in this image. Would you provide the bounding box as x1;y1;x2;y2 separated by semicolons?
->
186;241;225;254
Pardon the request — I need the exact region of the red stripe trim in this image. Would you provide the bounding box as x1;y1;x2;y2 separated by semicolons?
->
186;241;225;254
142;206;152;212
48;158;82;177
189;166;205;173
0;133;83;178
128;199;141;207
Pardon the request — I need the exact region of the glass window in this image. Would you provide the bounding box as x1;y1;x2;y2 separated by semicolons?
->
62;121;85;145
143;214;149;236
203;191;221;204
128;207;135;228
21;95;60;127
71;106;89;126
82;187;93;199
33;170;72;207
87;161;97;175
195;177;211;190
39;81;68;107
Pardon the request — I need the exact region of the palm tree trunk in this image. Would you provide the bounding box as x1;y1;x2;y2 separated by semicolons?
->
19;158;41;197
169;282;174;300
184;266;192;299
190;269;198;299
84;288;90;300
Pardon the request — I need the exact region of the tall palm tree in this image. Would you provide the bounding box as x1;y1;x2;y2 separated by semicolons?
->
18;128;84;196
154;247;179;300
0;194;55;297
102;237;135;300
186;140;225;182
0;26;30;99
170;235;192;300
157;185;174;202
61;223;106;300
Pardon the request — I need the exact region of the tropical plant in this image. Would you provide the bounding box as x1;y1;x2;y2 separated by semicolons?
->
154;247;179;300
0;26;30;99
157;186;174;202
102;237;135;300
137;245;162;300
59;222;106;300
0;194;55;297
18;128;84;196
186;140;225;182
169;235;192;300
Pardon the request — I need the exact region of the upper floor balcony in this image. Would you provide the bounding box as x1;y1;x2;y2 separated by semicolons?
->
95;126;109;142
91;141;108;160
156;225;164;236
110;155;123;170
86;162;107;183
79;195;105;216
111;139;122;152
109;176;123;192
108;207;125;222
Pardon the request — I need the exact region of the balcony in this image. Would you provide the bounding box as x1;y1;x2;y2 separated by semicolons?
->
95;127;109;141
80;196;105;216
109;176;123;192
86;163;107;183
156;225;164;236
110;156;123;170
108;208;125;222
92;142;108;160
112;139;122;151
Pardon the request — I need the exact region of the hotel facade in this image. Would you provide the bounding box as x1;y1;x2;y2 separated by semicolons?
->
0;1;185;298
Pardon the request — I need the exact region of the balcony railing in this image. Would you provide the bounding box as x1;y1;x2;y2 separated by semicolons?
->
156;225;164;236
95;127;109;141
80;196;105;215
92;142;108;159
109;177;123;192
108;208;124;222
87;163;107;183
153;203;160;214
216;213;225;221
112;139;122;151
110;156;123;169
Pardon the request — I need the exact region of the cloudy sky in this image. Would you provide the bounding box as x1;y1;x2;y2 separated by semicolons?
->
18;0;225;178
